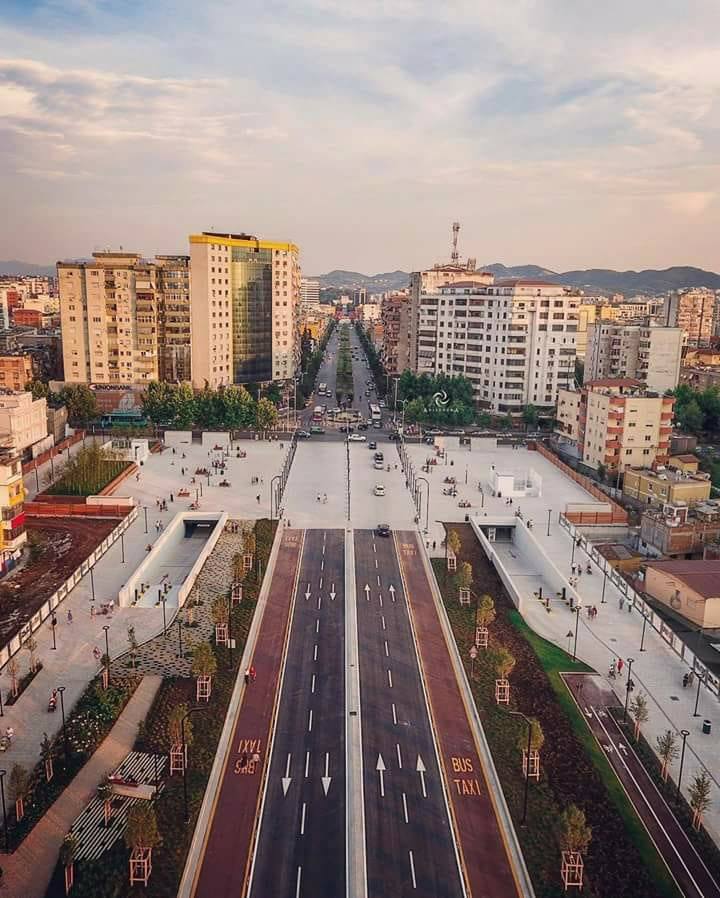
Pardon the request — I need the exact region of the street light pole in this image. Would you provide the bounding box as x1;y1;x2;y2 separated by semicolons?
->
90;565;96;602
143;506;148;534
546;508;552;536
0;769;7;852
103;625;110;685
623;658;635;722
693;669;705;717
57;685;69;767
601;567;608;604
417;477;430;532
572;606;580;661
639;613;648;651
509;710;533;826
177;618;184;659
51;615;57;650
120;532;125;564
675;729;691;804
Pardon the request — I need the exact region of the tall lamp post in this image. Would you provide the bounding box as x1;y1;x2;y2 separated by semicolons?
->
675;729;691;804
639;612;649;651
103;625;110;685
417;477;430;532
508;710;533;826
571;606;581;662
181;708;207;824
270;474;281;519
693;668;705;718
57;685;69;767
0;769;7;852
623;658;635;722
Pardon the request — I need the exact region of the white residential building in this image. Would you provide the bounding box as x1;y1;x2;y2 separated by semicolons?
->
416;278;579;413
300;277;320;310
585;323;683;393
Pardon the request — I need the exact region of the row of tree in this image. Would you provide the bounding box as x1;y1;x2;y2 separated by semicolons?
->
672;384;720;434
27;380;100;425
353;321;388;398
300;319;336;399
141;382;279;430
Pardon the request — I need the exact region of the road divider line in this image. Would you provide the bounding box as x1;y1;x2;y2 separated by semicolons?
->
392;703;397;725
313;644;318;661
387;669;393;688
402;792;409;824
396;743;403;769
295;866;302;898
305;751;310;778
308;709;313;732
311;674;316;694
316;618;320;634
384;640;389;657
409;851;417;890
300;802;306;836
381;615;386;631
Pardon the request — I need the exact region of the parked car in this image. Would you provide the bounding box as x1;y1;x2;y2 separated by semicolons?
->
368;441;377;450
422;435;435;444
297;430;311;438
348;433;367;442
357;422;369;430
310;425;325;434
376;523;391;537
339;425;354;433
379;400;386;408
374;484;385;496
388;433;401;442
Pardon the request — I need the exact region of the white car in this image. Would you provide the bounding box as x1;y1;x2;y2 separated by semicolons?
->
374;484;385;496
379;400;386;408
348;433;367;442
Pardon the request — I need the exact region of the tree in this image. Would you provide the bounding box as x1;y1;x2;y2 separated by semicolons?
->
447;529;462;559
23;635;38;673
656;730;679;782
26;379;50;401
10;763;28;821
125;802;161;853
171;383;196;429
41;731;54;781
522;405;539;431
126;626;138;669
7;656;19;697
58;384;98;425
191;642;218;681
265;382;283;406
559;804;592;855
211;596;228;627
456;561;473;593
255;397;278;432
220;385;256;429
476;594;496;628
688;770;712;830
141;381;175;425
495;647;516;680
629;692;649;741
195;383;222;429
97;774;114;827
60;832;79;893
167;703;192;749
678;398;704;433
518;718;544;754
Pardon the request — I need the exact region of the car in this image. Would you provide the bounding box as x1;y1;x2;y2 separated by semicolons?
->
368;441;377;450
374;484;385;496
339;424;354;433
373;421;382;429
422;435;435;444
348;433;367;442
297;430;311;439
310;425;325;434
357;422;369;430
388;432;401;442
379;400;386;408
376;523;391;537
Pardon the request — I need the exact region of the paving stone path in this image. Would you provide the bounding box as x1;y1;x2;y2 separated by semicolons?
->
114;522;253;678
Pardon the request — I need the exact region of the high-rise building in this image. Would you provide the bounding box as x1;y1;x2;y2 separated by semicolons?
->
300;277;320;310
381;294;412;376
416;277;579;413
585;323;683;393
555;379;674;473
58;252;191;385
662;288;717;346
575;303;617;359
189;232;300;389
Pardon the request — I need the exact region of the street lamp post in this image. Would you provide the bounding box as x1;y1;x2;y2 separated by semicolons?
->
508;710;533;826
181;708;207;823
675;729;691;804
693;669;705;718
89;565;96;602
271;474;281;519
417;477;430;532
51;614;57;650
103;625;110;685
572;606;581;662
57;685;69;767
0;769;7;852
143;506;148;534
639;613;648;651
120;532;125;564
161;591;167;636
623;658;635;722
546;508;552;536
177;618;184;659
601;567;608;604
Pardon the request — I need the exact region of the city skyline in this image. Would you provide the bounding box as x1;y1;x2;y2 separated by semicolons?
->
1;1;719;273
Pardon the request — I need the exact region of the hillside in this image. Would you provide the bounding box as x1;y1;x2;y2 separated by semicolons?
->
0;260;56;277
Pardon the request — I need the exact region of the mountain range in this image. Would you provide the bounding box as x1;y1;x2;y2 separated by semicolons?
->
316;265;720;296
0;260;57;277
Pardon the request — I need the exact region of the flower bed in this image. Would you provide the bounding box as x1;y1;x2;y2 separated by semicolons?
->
434;522;681;898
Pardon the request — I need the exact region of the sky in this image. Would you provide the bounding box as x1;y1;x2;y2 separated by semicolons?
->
1;0;719;274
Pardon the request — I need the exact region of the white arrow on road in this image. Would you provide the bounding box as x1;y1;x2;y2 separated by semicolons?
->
376;754;386;797
389;585;396;602
322;752;332;795
330;583;336;601
364;584;371;601
282;753;292;795
305;584;311;601
416;756;427;797
618;742;628;756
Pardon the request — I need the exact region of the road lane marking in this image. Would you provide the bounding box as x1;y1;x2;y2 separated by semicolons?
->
311;674;316;694
416;756;427;797
396;743;403;768
300;802;306;835
282;754;292;795
316;618;320;634
321;559;324;571
305;751;310;778
330;582;336;600
409;851;417;889
402;792;409;823
317;596;322;610
384;640;389;657
305;583;311;601
376;754;386;797
392;703;397;725
313;644;318;661
319;575;323;589
381;615;386;631
322;752;332;795
295;866;302;898
373;543;376;553
379;593;383;607
387;669;393;688
364;583;370;600
308;709;313;732
377;575;381;586
374;558;378;568
389;585;396;602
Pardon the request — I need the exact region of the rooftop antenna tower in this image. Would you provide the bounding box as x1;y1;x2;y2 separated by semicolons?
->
451;221;460;264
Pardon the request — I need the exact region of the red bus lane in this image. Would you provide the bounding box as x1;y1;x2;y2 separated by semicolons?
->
396;531;522;898
190;529;303;898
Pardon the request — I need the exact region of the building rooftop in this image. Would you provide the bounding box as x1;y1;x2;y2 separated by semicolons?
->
494;278;562;287
585;378;645;389
644;559;720;599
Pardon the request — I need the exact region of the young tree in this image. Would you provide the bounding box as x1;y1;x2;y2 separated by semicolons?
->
7;656;19;697
456;561;473;594
97;774;114;827
255;397;278;432
125;802;162;857
688;770;713;831
10;763;28;821
171;383;196;429
446;529;462;559
23;635;39;674
211;596;228;627
518;718;545;755
41;731;54;781
141;381;175;425
522;404;539;431
476;594;496;628
167;703;193;750
60;832;79;894
191;642;218;682
656;730;679;782
629;692;649;741
221;385;256;429
559;804;592;855
495;647;516;680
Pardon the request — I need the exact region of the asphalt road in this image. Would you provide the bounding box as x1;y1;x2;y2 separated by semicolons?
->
249;529;346;898
354;528;464;898
396;530;522;898
190;530;303;898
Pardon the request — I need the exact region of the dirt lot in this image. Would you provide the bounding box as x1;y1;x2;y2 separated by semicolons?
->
0;517;119;646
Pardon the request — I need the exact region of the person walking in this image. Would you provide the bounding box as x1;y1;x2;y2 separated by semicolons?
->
67;609;73;625
244;668;250;685
617;657;624;675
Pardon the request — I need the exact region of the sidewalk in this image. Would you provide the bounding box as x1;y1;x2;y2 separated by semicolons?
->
0;674;161;898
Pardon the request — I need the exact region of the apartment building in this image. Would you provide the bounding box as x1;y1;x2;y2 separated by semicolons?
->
416;278;579;413
300;277;320;310
662;288;718;346
59;252;191;386
381;293;412;376
575;303;616;359
622;466;711;507
0;354;33;392
0;390;50;457
189;232;300;389
585;323;682;392
0;449;26;572
640;501;720;559
556;379;674;473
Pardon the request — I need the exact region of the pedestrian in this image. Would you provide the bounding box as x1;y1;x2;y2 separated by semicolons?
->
586;605;592;619
577;567;582;577
250;665;256;682
256;494;260;504
5;726;15;745
67;609;73;624
251;750;260;769
244;668;250;685
617;657;624;675
432;540;436;550
619;596;624;610
571;564;576;575
170;493;174;503
90;604;96;618
92;646;101;661
136;473;140;482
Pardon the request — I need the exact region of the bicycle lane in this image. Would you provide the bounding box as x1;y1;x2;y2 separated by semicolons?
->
189;528;304;898
395;530;523;898
564;672;720;898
